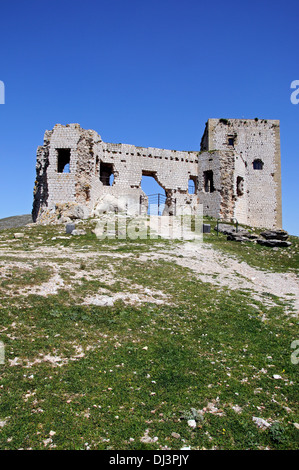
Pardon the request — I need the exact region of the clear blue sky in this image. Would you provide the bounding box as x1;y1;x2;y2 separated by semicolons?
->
0;0;298;235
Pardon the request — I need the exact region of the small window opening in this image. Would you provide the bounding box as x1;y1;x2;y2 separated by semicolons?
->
228;136;235;146
204;170;215;193
188;176;197;194
57;148;71;173
253;159;264;170
236;176;244;196
100;162;114;186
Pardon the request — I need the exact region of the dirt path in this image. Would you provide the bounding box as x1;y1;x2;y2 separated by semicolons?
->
0;241;298;314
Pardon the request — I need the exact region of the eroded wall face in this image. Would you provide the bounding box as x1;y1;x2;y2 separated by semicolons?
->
204;119;282;229
198;152;222;218
197;150;245;223
32;142;50;222
233;155;247;224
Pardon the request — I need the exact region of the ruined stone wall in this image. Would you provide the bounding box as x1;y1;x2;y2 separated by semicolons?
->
46;124;81;206
197;150;244;222
96;141;199;211
33;124;200;221
197;151;223;218
32;139;50;222
33;119;283;229
233;154;247;224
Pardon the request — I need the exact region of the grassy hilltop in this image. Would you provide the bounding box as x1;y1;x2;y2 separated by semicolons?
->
0;217;298;450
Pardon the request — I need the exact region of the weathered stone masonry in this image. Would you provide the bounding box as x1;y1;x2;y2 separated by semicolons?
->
32;118;283;229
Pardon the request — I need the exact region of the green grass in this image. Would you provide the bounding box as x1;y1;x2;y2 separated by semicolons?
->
203;219;299;274
0;219;298;450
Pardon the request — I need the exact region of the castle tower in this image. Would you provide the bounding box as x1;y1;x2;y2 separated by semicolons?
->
199;118;282;229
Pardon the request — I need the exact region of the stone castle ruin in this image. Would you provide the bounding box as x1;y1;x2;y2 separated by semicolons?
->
32;118;282;229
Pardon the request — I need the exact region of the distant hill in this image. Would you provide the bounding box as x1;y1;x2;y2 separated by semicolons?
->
0;214;33;230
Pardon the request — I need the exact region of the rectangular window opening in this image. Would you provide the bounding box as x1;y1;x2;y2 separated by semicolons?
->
228;136;235;146
236;176;244;196
253;159;264;170
57;148;71;173
100;162;114;186
204;170;215;193
188;176;197;194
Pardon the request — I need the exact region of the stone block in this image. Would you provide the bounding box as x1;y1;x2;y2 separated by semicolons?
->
66;223;76;234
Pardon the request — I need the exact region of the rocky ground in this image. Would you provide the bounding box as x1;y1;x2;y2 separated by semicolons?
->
0;220;297;314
